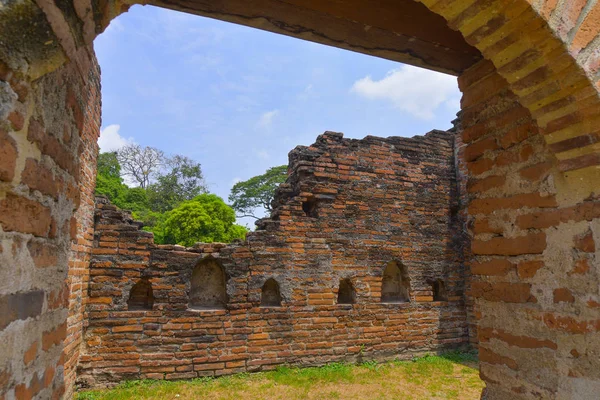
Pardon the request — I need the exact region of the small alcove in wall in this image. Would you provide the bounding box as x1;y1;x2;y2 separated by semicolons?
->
432;279;448;301
337;278;356;304
381;261;410;303
189;258;228;310
127;279;154;310
260;278;282;307
302;196;318;218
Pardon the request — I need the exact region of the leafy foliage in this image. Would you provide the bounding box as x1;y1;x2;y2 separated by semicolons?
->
156;194;247;246
95;150;242;246
228;165;288;219
147;155;207;213
95;152;127;200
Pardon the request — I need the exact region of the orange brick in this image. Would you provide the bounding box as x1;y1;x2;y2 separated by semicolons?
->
472;233;546;255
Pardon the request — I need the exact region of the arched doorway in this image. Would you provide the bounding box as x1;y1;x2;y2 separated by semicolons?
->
2;0;600;398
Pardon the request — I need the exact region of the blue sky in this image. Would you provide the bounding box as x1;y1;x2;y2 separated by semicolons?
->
95;5;461;224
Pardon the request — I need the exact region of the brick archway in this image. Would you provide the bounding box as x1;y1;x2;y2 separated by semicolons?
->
1;0;599;399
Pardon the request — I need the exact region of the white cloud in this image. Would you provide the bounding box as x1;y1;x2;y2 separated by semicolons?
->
257;110;279;128
350;65;460;120
98;124;135;152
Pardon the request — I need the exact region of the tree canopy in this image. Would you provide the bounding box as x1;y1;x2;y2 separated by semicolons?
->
228;165;288;219
147;155;207;213
117;144;164;189
155;194;247;246
95;152;127;201
95;148;244;246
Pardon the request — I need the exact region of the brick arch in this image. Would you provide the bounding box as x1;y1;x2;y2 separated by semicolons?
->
381;261;411;303
189;258;228;310
1;0;600;399
260;278;282;307
4;0;600;175
127;278;154;310
416;0;600;178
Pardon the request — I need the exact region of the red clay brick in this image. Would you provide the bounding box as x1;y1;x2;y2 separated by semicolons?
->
0;193;53;237
574;231;595;252
471;281;536;303
21;158;58;199
0;128;18;182
553;288;575;303
519;161;553;182
42;322;67;351
479;347;518;370
471;259;514;276
478;327;557;349
469;193;557;215
517;260;544;279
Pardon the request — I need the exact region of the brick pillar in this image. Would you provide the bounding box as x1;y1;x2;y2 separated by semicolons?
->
0;46;100;399
459;59;600;399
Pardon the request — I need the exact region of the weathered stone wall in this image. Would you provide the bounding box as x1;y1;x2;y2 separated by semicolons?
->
77;130;469;387
0;46;100;399
459;59;600;399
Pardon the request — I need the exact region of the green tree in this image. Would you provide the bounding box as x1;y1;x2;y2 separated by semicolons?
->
95;152;128;202
147;155;207;212
156;194;247;246
116;187;149;213
96;152;152;222
228;165;287;219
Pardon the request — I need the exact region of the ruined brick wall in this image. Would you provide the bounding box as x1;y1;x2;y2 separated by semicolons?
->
0;47;101;399
78;130;469;387
459;60;600;399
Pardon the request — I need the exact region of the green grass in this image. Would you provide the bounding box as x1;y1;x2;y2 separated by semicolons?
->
76;350;483;400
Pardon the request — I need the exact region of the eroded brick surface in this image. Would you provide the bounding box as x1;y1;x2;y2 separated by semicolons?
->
78;131;470;387
460;60;600;400
0;42;100;400
1;0;600;398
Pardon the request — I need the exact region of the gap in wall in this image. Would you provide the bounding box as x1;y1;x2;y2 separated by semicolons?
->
93;5;462;228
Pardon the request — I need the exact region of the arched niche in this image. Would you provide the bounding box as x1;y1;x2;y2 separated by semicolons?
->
432;279;448;302
127;279;154;311
337;278;356;305
189;258;228;310
381;261;410;303
260;278;282;307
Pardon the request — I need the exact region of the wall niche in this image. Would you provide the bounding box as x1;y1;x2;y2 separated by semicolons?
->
432;279;448;301
337;278;356;304
302;196;318;218
261;278;282;307
381;261;410;303
128;279;154;310
190;258;228;310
